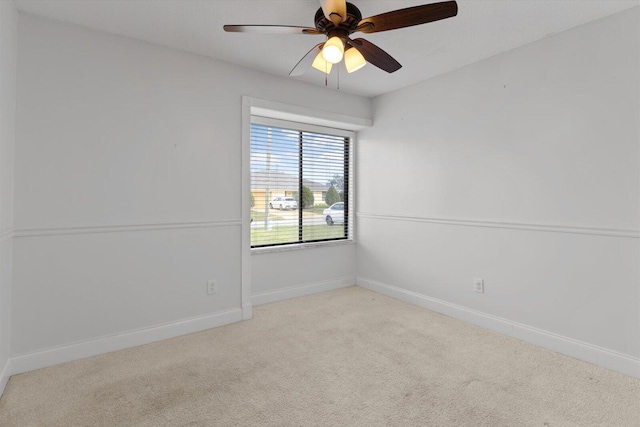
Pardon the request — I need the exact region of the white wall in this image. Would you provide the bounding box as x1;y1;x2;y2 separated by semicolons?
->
11;14;370;365
0;0;18;394
252;244;356;305
357;8;640;376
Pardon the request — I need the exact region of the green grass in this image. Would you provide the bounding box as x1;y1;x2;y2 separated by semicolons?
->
250;210;284;222
304;205;328;215
251;224;346;246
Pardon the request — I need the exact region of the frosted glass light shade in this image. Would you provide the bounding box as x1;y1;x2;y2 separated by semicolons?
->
322;37;344;64
312;51;333;74
345;48;366;73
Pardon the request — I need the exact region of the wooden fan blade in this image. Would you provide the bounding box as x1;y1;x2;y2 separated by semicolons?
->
320;0;347;25
357;1;458;34
223;25;321;35
290;43;323;76
349;38;401;73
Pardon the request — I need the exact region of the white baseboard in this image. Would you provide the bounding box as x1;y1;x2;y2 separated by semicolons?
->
242;303;253;320
0;358;10;399
8;308;244;378
357;277;640;379
252;275;355;306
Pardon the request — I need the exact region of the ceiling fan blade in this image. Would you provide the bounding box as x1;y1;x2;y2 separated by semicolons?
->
320;0;347;26
223;25;321;35
357;1;458;34
289;43;323;76
349;38;401;73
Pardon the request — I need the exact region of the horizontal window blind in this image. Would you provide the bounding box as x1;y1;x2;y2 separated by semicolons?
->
250;121;349;248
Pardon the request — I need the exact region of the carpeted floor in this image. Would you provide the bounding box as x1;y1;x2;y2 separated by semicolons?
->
1;286;638;426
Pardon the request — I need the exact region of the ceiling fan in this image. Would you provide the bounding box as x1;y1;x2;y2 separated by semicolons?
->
224;0;458;76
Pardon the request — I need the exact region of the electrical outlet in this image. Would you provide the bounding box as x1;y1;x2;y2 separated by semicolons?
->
207;280;217;295
474;278;484;294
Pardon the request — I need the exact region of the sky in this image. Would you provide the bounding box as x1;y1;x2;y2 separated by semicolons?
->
250;124;347;186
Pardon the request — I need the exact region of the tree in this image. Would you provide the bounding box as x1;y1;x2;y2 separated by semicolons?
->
294;185;315;209
325;185;341;206
328;174;344;193
328;174;345;201
302;186;315;208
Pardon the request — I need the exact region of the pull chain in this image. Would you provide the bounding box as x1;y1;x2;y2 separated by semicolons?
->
325;61;328;86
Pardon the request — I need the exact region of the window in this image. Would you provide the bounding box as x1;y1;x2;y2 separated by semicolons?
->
250;117;352;248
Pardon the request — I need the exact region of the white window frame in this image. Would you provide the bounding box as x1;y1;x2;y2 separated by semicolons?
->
240;97;370;320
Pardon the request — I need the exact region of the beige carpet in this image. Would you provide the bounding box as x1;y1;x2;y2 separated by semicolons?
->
1;286;639;426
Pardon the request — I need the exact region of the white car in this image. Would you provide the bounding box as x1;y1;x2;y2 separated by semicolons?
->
323;202;344;225
269;197;297;210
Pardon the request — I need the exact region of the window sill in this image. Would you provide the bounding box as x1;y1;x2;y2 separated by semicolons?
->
251;239;354;255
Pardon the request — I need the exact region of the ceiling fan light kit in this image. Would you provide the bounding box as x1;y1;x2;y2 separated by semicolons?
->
344;47;366;73
322;36;345;63
224;0;458;79
312;51;333;74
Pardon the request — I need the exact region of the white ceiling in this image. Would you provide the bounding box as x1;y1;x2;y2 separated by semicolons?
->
13;0;640;97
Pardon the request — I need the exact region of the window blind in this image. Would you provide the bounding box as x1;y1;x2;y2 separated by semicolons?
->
250;121;349;248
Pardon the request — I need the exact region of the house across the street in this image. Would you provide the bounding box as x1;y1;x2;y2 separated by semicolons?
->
251;170;330;209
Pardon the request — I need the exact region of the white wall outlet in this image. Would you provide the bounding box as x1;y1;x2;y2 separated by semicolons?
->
474;278;484;293
207;280;217;295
